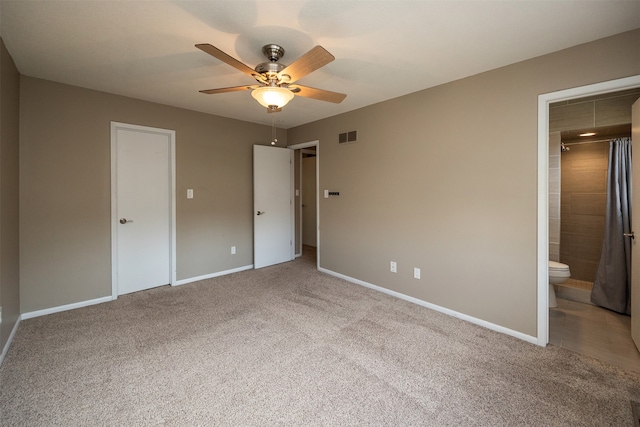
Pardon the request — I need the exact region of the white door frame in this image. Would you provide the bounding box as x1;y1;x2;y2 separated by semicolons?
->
110;121;177;298
537;75;640;346
289;140;320;270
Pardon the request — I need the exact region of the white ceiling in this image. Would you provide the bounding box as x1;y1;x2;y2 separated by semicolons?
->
1;1;639;129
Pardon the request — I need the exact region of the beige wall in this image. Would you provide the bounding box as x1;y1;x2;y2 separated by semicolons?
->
0;37;20;351
20;77;278;313
287;29;640;337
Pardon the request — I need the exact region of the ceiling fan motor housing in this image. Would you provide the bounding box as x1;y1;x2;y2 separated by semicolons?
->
255;61;286;74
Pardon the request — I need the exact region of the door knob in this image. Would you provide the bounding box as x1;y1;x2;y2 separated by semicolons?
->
624;231;635;239
257;211;265;216
119;218;133;224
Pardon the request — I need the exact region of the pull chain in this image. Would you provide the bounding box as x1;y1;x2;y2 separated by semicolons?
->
271;113;278;146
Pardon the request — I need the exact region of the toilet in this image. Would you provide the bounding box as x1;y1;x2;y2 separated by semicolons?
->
549;261;571;308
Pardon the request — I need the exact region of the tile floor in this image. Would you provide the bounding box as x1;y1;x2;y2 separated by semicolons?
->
550;298;640;373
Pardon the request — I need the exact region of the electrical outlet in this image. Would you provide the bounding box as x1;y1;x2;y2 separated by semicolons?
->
414;268;421;279
231;246;236;255
390;261;397;273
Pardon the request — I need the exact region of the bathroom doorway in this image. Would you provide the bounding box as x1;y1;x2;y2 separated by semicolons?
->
290;140;320;268
539;76;640;371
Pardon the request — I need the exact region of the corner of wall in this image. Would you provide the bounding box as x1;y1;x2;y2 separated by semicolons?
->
0;36;22;362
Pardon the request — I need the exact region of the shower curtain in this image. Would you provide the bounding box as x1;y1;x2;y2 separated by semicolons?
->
591;137;632;315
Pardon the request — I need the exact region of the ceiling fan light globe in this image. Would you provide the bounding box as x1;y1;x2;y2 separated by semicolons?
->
252;86;294;108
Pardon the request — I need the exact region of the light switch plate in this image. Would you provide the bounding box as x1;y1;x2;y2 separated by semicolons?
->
187;189;193;199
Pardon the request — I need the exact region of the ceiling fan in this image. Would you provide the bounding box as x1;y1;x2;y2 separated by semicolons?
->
196;43;346;112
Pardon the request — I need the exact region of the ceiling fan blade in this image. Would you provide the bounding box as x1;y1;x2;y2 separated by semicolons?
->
289;85;346;104
196;43;257;78
199;85;258;95
278;46;335;83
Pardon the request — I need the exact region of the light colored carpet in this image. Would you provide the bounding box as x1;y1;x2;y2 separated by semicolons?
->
1;253;639;426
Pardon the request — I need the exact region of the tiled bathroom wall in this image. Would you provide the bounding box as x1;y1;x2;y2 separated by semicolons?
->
560;142;608;281
549;88;639;282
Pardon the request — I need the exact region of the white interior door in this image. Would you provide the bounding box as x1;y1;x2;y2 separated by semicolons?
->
254;145;294;269
631;98;640;351
112;123;174;295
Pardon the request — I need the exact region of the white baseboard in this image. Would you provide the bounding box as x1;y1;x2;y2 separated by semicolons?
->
174;264;254;286
318;267;538;346
20;265;255;320
21;296;115;321
0;315;21;367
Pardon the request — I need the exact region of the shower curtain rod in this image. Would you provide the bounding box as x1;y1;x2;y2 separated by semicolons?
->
563;138;628;146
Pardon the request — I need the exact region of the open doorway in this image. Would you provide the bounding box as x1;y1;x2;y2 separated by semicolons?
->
546;88;640;372
301;147;317;260
290;140;320;268
537;75;640;362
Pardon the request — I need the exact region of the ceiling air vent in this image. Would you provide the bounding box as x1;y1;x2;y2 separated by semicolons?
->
338;130;358;144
